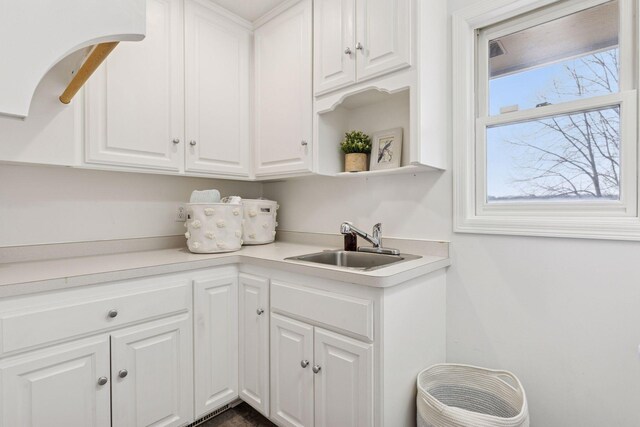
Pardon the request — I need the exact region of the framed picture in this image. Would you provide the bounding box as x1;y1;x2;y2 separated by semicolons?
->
370;127;403;171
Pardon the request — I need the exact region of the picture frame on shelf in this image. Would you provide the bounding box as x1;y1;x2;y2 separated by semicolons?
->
370;127;402;171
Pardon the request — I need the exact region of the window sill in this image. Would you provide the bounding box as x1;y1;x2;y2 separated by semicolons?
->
454;215;640;240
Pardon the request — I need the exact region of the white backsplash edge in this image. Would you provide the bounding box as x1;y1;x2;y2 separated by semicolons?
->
0;230;449;265
0;235;187;264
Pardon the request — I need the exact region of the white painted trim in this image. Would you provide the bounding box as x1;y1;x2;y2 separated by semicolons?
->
478;93;626;127
252;0;302;29
192;0;254;30
453;0;640;240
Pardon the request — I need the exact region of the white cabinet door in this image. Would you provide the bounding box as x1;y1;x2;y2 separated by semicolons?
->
194;274;239;417
85;0;184;172
0;337;111;427
184;0;251;177
254;0;313;177
355;0;411;81
314;328;373;427
271;313;314;427
111;314;193;427
314;0;356;95
239;273;270;416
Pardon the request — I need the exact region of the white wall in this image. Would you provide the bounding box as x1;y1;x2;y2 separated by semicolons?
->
447;233;640;426
264;0;640;424
264;172;452;241
0;164;261;247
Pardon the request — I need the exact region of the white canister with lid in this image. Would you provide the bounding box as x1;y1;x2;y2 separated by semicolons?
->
185;202;243;253
242;199;278;245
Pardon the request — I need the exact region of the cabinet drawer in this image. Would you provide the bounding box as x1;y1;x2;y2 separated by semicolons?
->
0;279;190;356
271;281;373;340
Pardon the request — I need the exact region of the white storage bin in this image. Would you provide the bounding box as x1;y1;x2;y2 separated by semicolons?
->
242;199;278;245
417;364;529;427
185;203;243;253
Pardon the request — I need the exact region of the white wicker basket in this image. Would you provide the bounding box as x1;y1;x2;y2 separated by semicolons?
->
417;364;529;427
185;203;243;253
241;199;278;245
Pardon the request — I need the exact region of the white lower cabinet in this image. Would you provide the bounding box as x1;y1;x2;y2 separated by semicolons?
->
239;273;270;416
193;273;239;417
271;314;315;427
111;314;194;427
314;328;373;427
0;274;194;427
0;266;446;427
270;313;373;427
0;336;111;427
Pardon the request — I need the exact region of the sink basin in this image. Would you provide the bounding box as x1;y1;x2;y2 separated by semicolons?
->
286;250;421;271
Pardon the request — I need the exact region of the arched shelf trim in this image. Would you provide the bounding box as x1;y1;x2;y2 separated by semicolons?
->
0;0;146;118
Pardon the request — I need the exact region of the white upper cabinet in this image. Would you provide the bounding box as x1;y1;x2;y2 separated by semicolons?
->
85;0;184;172
85;0;254;177
355;0;411;81
314;0;412;95
254;0;313;178
314;0;357;95
185;0;252;177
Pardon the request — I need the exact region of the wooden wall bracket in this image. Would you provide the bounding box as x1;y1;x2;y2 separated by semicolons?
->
59;41;119;104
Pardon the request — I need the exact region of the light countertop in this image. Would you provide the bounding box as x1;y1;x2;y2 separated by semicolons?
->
0;233;450;297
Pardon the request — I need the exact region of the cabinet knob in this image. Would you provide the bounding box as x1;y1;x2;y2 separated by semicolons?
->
256;308;265;315
118;369;128;379
355;42;363;51
190;140;197;146
97;376;108;386
108;309;118;318
344;47;352;55
172;138;180;144
312;364;322;374
301;140;308;146
301;360;310;368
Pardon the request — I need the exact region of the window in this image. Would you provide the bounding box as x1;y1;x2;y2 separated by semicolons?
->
453;0;639;239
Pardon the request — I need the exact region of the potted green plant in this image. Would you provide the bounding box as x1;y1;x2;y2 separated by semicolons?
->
340;130;371;172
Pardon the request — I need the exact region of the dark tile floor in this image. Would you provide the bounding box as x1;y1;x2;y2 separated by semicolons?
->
201;403;276;427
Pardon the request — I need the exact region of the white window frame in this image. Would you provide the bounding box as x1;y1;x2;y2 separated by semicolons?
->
453;0;640;240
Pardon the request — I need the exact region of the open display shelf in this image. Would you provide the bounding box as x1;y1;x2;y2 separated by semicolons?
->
333;164;438;178
317;87;419;176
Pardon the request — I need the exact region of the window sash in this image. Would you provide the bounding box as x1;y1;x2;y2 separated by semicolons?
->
475;90;637;217
476;0;634;118
473;0;636;217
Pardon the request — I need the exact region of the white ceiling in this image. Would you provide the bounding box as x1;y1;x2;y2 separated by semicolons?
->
209;0;289;22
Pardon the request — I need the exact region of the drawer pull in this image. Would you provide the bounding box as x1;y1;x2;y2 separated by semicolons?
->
108;309;118;318
256;308;265;315
300;360;309;368
312;365;322;374
118;369;128;379
97;376;108;386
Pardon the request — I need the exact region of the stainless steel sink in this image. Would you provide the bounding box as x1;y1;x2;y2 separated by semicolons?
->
286;250;421;271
